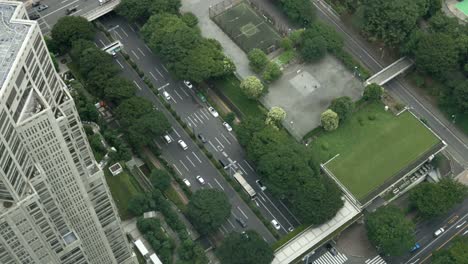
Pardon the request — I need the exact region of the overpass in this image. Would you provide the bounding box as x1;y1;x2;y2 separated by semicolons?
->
82;0;120;21
365;57;414;86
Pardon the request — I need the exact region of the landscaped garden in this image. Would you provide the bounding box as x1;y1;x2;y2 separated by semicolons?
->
104;168;142;220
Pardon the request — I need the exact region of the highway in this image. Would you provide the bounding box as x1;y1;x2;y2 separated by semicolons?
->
93;30;277;243
96;14;302;236
312;0;468;170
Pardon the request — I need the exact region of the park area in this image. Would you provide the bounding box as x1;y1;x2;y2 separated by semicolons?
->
210;0;282;53
310;102;442;202
104;168;142;220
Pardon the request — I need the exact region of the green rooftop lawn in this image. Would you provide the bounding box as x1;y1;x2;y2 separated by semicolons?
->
105;168;143;220
310;102;440;201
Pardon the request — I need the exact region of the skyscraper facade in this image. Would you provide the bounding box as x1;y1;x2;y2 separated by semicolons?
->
0;1;135;263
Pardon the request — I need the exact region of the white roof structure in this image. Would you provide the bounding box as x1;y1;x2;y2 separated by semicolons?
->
134;239;148;256
149;253;163;264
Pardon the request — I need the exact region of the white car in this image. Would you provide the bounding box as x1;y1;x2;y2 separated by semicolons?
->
183;80;193;89
163;91;171;101
222;122;232;132
178;140;188;150
196;175;205;185
208;106;219;117
182;178;191;187
163;135;172;144
271;219;281;230
434;228;445;237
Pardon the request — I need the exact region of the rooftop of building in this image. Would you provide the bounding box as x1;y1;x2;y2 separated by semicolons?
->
0;1;31;88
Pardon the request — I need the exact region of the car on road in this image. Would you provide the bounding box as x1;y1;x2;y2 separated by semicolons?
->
36;4;48;12
66;7;77;15
182;178;191;187
178;140;188;150
326;243;338;256
208;106;219;117
434;227;445;237
29;13;40;20
183;80;193;89
163;135;172;144
197;133;207;143
271;219;281;230
235;218;248;228
196;175;205;185
163;91;171;101
410;243;421;253
256;180;266;191
222;122;232;132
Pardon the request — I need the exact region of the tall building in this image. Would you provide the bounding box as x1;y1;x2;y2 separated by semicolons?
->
0;1;135;263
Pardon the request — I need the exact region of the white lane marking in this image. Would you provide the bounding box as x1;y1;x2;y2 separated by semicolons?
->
256;198;287;233
149;71;158;81
94;43;99;47
208;182;214;188
229;132;238;142
171;96;177;104
137;48;146;57
193;112;204;123
174;89;183;100
214;178;224;190
162;65;169;72
219;228;225;235
237;206;248;219
261;193;295;227
144;44;152;52
186;156;196;167
172;127;181;138
244;160;254;171
199;109;210;120
221;225;229;233
133;81;142;90
60;0;71;3
456;220;466;228
227;219;235;228
208;141;218;152
201;108;211;117
120;27;129;37
129;26;136;32
41;0;79;19
278;200;301;224
215;137;225;149
238;164;248;175
131;50;140;60
192;152;202;163
156;68;164;78
221;134;232;145
114;30;123;40
116;59;124;69
179;160;189;172
187;116;197;127
173;164;182;176
180;86;189;96
98;39;106;47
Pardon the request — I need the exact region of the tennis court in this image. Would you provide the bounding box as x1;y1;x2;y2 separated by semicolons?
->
211;1;282;54
456;0;468;15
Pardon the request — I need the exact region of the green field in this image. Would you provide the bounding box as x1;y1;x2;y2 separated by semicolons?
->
456;0;468;15
311;102;440;201
105;169;143;220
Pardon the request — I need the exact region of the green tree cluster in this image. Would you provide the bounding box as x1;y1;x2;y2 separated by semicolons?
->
238;117;343;224
298;22;344;62
320;109;339;131
363;83;384;101
366;206;415;256
136;218;175;264
116;0;181;22
51;16;95;54
330;96;354;121
217;231;274;264
150;169;172;191
248;48;269;73
432;237;468;264
240;76;264;99
409;179;467;219
279;0;316;25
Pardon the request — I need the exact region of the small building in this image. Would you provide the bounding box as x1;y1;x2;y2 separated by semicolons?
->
108;163;123;176
148;253;163;264
133;239;148;257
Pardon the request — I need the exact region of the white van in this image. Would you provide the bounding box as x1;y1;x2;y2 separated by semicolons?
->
178;140;188;150
163;135;172;144
163;91;171;101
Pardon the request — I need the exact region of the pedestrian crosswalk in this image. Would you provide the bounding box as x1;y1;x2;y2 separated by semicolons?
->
312;251;348;264
365;255;387;264
185;108;211;128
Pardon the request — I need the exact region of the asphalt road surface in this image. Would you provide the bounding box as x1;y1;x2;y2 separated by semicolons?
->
96;14;302;236
92;27;277;244
313;0;468;170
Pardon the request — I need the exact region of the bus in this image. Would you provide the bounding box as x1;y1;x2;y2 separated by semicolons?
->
233;172;256;199
102;41;123;56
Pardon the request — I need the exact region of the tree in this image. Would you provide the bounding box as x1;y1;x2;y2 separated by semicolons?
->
363;83;384;101
265;106;286;127
51;16;95;53
409;179;467;219
432;237;468;264
217;231;274;264
330;96;354;121
178;239;208;264
181;12;198;27
240;76;264;99
280;0;316;25
115;97;153;126
88;134;105;154
262;62;282;83
150;169;172;191
127;112;171;148
300;36;327;62
321;109;339;131
280;37;293;50
247;48;269;73
303;22;343;53
187;189;231;234
117;0;181;22
414;33;460;78
366;206;415;256
128;194;152;216
70;39;95;64
103;77;136;104
289;29;304;46
453;80;468;113
235;116;266;147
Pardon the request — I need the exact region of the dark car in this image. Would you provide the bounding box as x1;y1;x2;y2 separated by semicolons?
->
66;7;77;15
36;4;48;12
197;133;207;143
31;1;40;7
29;13;40;20
235;218;247;228
326;243;338;256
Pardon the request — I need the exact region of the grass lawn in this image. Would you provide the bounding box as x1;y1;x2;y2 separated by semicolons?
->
212;74;265;118
104;169;143;220
310;102;441;201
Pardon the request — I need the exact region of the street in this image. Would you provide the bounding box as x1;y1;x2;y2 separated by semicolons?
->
93;25;278;243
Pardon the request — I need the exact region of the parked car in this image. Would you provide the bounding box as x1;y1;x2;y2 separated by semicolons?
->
434;228;445;237
222;122;232;132
410;243;421;253
163;91;171;101
196;175;205;185
29;13;40;20
256;180;266;191
178;140;188;150
271;219;281;230
66;7;77;15
36;4;48;12
208;106;219;117
197;133;207;143
163;135;172;144
182;178;191;187
183;80;193;89
32;1;40;7
235;218;247;228
326;243;338;256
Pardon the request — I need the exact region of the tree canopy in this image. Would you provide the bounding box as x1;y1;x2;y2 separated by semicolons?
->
280;0;316;25
321;109;339;131
217;231;274;264
363;84;384;101
187;189;231;234
248;48;269;73
240;76;264;99
409;179;467;219
103;77;136;104
265;106;286;127
262;62;282;83
51;16;95;54
117;0;181;22
150;169;172;191
330;96;354;121
432;237;468;264
300;36;327;62
366;206;415;256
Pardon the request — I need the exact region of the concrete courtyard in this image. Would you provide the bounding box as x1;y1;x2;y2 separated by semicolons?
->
262;55;365;140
